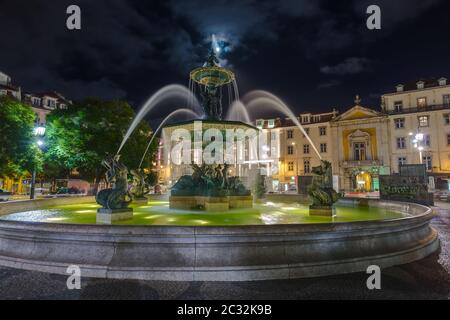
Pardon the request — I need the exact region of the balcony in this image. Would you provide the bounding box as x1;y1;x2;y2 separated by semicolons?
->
340;160;383;168
386;104;450;115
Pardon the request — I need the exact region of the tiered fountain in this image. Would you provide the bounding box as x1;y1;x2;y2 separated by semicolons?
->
165;51;254;211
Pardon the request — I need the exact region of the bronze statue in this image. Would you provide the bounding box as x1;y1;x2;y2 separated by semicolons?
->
308;160;339;208
96;155;132;209
130;169;149;199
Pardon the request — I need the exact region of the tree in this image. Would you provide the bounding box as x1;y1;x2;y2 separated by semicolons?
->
45;98;156;192
0;96;41;178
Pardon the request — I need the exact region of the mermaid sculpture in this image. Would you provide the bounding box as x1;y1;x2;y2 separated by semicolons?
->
308;160;339;216
96;155;132;210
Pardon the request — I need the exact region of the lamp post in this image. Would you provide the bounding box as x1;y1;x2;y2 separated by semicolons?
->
30;126;46;200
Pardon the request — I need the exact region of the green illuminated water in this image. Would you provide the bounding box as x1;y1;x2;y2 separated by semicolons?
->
0;201;407;226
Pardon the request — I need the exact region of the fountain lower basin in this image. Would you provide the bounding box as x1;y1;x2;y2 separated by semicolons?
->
0;196;439;281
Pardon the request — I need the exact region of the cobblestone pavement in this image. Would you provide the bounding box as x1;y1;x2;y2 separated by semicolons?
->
0;203;449;300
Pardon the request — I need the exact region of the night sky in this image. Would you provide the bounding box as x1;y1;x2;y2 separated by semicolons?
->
1;0;449;123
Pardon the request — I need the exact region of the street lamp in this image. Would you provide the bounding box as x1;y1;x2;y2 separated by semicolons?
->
30;126;46;200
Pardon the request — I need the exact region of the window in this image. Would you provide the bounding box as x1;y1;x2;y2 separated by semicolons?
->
303;128;310;137
287;130;294;139
394;101;403;113
288;162;294;171
447;134;450;146
394;118;405;129
398;157;407;167
444;95;450;107
424;135;431;147
319;127;327;136
267;119;275;128
303;144;310;154
353;143;366;161
417;97;427;108
418;115;429;127
302;116;310;123
287;145;294;155
397;137;407;149
417;82;425;89
444;114;450;125
423;156;432;171
256;120;264;128
304;160;311;174
320;143;327;153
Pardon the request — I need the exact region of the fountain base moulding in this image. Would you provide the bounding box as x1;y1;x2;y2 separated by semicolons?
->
309;205;336;217
96;208;133;224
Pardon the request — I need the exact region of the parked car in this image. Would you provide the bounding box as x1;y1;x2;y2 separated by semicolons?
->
0;188;12;201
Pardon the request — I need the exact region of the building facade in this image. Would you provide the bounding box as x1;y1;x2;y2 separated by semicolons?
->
154;77;450;194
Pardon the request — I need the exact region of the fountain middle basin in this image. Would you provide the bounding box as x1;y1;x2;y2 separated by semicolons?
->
0;197;439;281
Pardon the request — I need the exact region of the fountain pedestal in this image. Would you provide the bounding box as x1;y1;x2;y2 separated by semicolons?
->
96;208;133;224
309;205;336;217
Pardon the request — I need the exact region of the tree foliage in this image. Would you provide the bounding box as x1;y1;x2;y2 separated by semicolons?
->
0;96;41;178
45;98;157;183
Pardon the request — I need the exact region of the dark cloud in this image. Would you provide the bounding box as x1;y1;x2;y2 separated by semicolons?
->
0;0;448;114
320;58;372;75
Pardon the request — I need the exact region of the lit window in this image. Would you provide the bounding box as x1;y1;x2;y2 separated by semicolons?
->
303;144;310;154
288;162;294;171
394;118;405;129
320;143;327;153
417;97;427;108
418;116;429;127
397;137;407;149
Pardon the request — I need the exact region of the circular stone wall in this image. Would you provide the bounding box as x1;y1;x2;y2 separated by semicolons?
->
0;198;440;281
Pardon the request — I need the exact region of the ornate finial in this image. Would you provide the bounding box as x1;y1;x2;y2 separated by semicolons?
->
354;95;361;105
204;50;220;68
